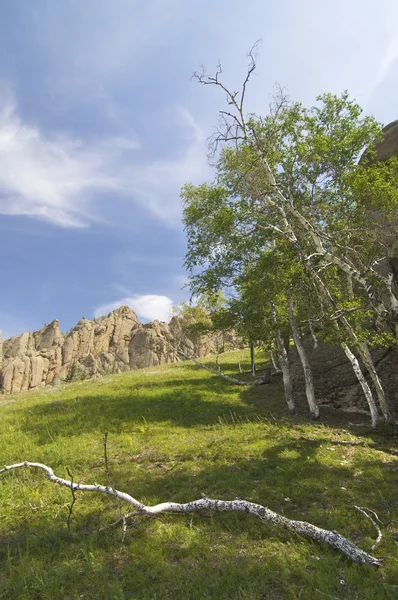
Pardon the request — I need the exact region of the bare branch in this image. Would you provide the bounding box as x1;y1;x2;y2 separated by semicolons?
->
239;39;261;112
353;506;383;550
193;43;260;160
178;349;249;386
0;461;381;566
66;467;76;531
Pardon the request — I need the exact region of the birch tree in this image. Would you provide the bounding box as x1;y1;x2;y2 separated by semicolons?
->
183;47;398;423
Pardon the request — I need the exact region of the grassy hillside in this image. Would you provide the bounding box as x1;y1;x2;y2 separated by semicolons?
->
0;350;397;600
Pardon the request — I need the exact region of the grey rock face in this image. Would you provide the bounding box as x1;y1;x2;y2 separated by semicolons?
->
289;340;397;413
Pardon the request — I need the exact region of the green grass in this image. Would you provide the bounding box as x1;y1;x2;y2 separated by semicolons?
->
0;350;397;599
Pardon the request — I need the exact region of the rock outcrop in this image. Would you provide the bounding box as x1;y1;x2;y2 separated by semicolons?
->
364;119;398;163
0;306;235;395
289;340;397;414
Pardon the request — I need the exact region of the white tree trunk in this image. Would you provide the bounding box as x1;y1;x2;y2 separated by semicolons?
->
270;350;281;372
271;304;296;413
308;321;318;349
306;265;391;423
287;294;319;419
341;343;380;428
356;341;391;422
250;342;256;377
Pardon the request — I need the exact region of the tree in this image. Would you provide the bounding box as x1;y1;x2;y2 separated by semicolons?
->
228;246;320;417
182;47;398;424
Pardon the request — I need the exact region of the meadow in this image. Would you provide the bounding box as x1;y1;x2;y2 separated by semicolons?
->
0;350;397;599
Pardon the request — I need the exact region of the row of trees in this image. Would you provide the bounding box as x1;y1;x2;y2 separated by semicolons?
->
181;49;398;427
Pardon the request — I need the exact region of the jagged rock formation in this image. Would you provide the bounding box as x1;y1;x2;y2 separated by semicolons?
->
0;307;230;395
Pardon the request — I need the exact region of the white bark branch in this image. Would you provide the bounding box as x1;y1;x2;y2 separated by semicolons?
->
353;505;383;550
341;343;380;428
0;461;381;566
178;349;249;386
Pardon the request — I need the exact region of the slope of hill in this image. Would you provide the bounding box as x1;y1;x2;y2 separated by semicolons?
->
0;350;397;599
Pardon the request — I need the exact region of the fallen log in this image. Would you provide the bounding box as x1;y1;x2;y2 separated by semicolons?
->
0;461;381;566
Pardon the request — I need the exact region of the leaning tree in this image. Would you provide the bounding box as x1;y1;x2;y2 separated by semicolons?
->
182;45;398;424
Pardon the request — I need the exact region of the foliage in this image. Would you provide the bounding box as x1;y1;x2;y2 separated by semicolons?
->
182;73;398;421
174;291;233;346
65;362;89;383
183;90;398;316
0;352;398;598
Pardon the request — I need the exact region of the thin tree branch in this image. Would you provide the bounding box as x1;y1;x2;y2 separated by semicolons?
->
66;467;76;531
239;40;261;112
178;349;249;386
353;505;383;550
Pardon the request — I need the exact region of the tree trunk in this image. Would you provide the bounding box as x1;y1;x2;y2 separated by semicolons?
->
250;342;256;377
271;304;296;413
287;294;319;419
341;343;380;428
344;272;391;423
306;264;391;423
308;321;318;349
270;351;281;372
356;341;391;422
0;461;382;566
283;331;290;355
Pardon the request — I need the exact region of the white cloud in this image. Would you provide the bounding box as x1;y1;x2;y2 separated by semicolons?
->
94;294;174;322
0;93;140;227
0;94;208;229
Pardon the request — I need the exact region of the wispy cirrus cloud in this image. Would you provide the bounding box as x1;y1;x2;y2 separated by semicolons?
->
94;294;174;322
0;95;208;229
0;93;139;227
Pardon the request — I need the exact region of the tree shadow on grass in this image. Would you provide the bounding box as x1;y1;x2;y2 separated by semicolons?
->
19;366;398;458
241;379;398;454
19;374;277;444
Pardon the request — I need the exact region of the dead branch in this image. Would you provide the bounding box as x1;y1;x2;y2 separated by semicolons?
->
178;349;249;386
66;467;76;531
353;505;383;550
0;461;381;566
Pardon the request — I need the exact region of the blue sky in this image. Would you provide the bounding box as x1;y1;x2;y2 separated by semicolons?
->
1;0;398;339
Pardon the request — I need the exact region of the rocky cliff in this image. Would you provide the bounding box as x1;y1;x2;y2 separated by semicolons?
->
0;306;226;394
